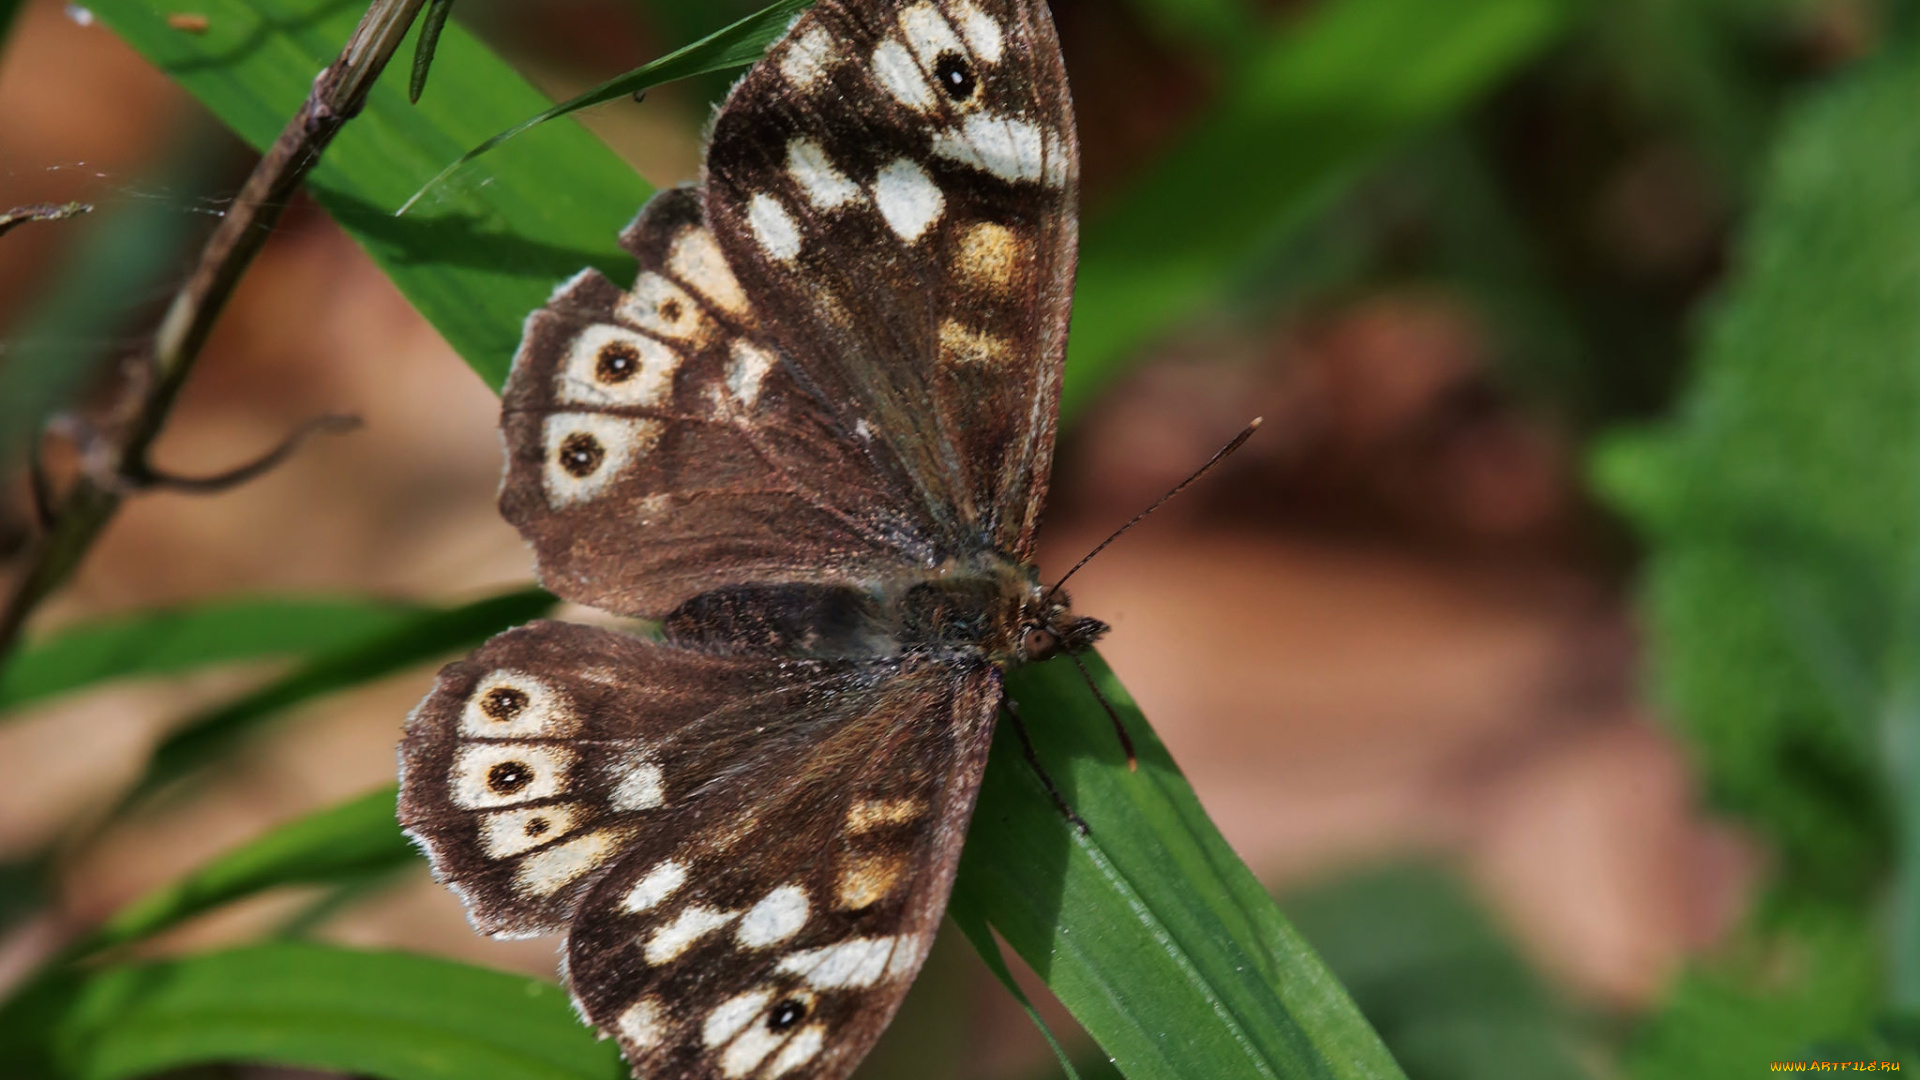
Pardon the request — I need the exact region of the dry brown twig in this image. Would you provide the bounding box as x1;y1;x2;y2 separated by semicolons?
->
0;0;430;659
0;202;92;240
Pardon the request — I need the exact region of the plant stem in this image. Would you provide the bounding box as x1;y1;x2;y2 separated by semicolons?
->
0;0;429;661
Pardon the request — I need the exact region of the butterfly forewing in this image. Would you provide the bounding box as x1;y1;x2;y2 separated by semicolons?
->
704;0;1078;560
499;187;937;619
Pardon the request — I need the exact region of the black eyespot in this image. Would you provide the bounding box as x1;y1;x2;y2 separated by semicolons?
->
480;686;529;721
524;816;551;837
558;432;605;478
768;998;808;1032
934;51;975;100
596;341;640;383
487;761;533;794
658;298;684;323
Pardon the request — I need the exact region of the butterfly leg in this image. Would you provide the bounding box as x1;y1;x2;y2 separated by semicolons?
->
1000;697;1090;837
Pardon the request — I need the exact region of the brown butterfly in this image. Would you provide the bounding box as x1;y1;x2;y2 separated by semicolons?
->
399;2;1102;1077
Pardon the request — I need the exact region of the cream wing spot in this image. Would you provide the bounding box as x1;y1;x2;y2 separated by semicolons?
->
644;905;740;965
786;138;861;211
847;797;924;832
542;414;663;509
617;998;665;1050
703;989;773;1047
953;1;1005;62
1044;129;1073;187
451;743;574;809
940;319;1010;365
747;193;803;261
617;272;708;343
620;860;686;914
726;341;777;410
516;828;621;896
767;1024;827;1077
554;324;680;408
736;885;809;948
899;3;967;66
459;670;578;738
666;228;748;317
480;803;584;859
872;38;934;111
873;159;945;242
956;222;1025;292
776;936;899;989
720;1024;791;1079
837;854;905;910
606;747;665;811
780;25;840;88
886;931;933;978
932;113;1047;183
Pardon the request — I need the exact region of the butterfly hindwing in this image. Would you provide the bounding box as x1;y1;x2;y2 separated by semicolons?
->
705;0;1079;560
567;660;1000;1080
399;621;1001;1079
499;187;939;619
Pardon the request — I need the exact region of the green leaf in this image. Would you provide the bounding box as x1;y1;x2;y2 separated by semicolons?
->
0;596;422;715
76;787;411;955
122;587;557;809
84;0;653;390
964;652;1406;1080
1284;865;1588;1080
408;0;456;104
0;943;625;1080
1064;0;1570;419
948;903;1084;1080
399;0;814;214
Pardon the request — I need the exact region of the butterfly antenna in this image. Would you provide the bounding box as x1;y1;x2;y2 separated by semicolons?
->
1046;417;1263;603
1068;650;1138;771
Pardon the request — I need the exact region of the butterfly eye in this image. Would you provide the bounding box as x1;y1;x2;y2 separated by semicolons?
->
558;432;606;478
487;760;534;795
1020;626;1057;659
933;51;976;101
596;342;641;383
768;998;809;1031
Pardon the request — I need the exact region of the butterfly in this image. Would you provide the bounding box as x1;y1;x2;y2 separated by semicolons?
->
398;2;1098;1077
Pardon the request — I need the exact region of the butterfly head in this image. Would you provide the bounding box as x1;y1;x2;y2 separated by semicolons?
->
1015;589;1108;664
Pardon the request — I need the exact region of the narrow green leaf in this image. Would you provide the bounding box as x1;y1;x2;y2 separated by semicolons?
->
948;902;1085;1080
1064;0;1570;419
76;787;410;955
0;943;625;1080
0;596;422;714
968;652;1406;1080
408;0;457;104
85;0;653;389
399;0;814;214
122;587;556;809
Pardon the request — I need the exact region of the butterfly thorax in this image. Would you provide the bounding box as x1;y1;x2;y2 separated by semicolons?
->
659;552;1105;665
